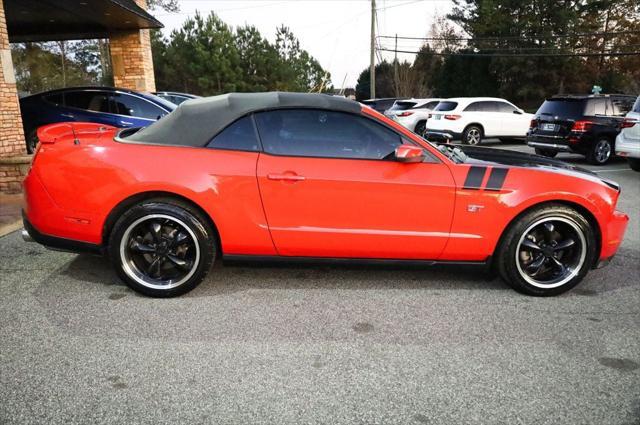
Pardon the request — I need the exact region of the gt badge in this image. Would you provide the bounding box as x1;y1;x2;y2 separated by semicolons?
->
467;204;485;213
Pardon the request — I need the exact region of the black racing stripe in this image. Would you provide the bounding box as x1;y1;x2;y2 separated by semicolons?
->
485;168;509;191
463;166;486;190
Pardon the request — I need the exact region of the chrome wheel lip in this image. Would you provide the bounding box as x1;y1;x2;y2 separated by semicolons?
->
515;217;587;289
120;214;200;290
594;140;611;163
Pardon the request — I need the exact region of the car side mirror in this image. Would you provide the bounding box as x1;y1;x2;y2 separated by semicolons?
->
395;144;425;163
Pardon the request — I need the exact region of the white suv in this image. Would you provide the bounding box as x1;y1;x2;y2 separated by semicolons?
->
424;97;533;145
384;98;441;135
615;96;640;171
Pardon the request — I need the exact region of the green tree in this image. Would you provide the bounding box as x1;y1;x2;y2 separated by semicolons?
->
355;61;395;100
151;13;332;95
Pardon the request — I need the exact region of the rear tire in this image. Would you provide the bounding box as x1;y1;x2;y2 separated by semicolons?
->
496;204;596;296
535;148;558;158
628;158;640;172
587;138;613;165
462;125;483;145
108;198;216;297
414;121;427;137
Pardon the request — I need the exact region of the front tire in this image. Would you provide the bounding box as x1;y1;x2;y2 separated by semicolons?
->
628;158;640;172
496;204;596;296
462;125;483;145
414;121;427;137
108;199;216;297
587;138;613;165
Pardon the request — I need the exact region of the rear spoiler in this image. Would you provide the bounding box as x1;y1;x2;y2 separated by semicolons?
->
36;122;115;144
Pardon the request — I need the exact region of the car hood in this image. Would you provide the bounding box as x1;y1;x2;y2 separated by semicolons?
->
455;145;619;190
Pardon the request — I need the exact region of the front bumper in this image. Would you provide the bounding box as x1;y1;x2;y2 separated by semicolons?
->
599;210;629;263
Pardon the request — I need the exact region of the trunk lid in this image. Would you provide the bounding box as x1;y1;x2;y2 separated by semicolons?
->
531;98;586;137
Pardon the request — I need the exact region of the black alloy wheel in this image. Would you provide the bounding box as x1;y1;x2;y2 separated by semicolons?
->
109;200;216;297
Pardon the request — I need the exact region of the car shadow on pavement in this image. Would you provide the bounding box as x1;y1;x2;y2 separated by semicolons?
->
57;253;510;297
52;247;639;299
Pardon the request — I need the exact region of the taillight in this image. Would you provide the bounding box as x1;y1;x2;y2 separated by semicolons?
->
529;119;538;129
621;118;637;129
444;114;461;120
571;120;593;132
397;111;414;117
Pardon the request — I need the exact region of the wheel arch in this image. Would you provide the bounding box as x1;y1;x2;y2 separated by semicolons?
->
102;190;222;255
492;199;602;269
463;123;484;135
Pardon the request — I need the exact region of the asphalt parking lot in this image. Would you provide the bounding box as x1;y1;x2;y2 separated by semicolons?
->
1;142;638;425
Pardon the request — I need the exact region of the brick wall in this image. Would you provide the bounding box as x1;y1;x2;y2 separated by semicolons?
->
109;0;156;92
0;0;28;194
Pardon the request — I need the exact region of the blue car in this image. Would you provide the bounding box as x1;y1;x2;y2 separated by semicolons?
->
153;91;201;105
20;86;176;153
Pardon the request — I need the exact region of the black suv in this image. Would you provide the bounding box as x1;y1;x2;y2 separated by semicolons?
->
527;94;636;164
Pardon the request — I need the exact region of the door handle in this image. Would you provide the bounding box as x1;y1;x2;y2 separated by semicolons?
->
267;173;306;182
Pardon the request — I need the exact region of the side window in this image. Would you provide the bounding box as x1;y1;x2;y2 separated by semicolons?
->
611;97;633;117
497;102;516;113
255;109;403;160
483;101;502;112
206;115;259;152
464;102;481;112
588;98;608;116
113;93;166;120
64;91;110;113
424;101;440;109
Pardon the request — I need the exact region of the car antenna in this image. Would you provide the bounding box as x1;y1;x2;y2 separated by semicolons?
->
70;124;80;145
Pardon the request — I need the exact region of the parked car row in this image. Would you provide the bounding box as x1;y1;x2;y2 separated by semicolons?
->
19;87;199;153
373;93;639;167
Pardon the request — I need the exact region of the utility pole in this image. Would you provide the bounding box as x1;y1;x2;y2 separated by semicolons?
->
394;33;399;97
370;0;376;99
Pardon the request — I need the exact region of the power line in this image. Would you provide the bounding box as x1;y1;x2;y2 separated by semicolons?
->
377;30;640;42
377;47;640;57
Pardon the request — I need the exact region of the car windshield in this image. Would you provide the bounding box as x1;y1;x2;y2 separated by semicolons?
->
537;99;585;119
144;93;178;111
388;101;417;111
433;101;458;112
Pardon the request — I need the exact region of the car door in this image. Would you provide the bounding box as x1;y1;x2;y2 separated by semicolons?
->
112;92;169;128
255;109;456;259
480;101;506;136
62;90;118;126
497;101;530;136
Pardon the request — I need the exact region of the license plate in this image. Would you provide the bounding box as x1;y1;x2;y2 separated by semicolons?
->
542;123;556;131
433;115;441;120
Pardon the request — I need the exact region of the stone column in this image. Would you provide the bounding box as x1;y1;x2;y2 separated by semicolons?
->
108;0;156;92
0;0;29;194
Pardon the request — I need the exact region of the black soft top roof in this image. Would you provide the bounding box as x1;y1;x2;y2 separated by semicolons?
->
121;91;362;147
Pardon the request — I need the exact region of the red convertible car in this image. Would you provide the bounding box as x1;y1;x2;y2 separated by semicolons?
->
22;92;628;297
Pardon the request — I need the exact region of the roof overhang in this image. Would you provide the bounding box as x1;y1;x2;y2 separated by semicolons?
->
5;0;163;43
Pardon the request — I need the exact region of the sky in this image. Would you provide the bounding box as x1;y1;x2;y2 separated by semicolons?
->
153;0;456;88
